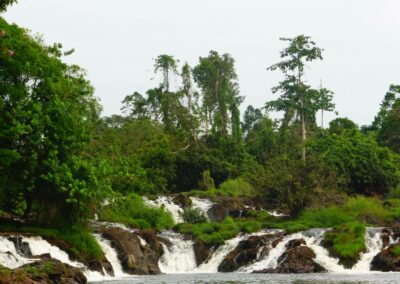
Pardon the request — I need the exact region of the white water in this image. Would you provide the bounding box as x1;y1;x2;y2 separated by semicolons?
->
94;234;129;279
195;234;248;273
190;197;214;219
0;236;31;268
158;231;196;273
144;196;184;224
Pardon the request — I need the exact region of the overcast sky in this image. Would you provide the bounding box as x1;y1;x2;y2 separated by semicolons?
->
5;0;400;126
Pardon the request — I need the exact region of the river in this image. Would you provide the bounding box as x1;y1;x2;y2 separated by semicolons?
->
91;272;400;284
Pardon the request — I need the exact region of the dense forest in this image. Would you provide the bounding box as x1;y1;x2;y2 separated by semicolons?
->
1;1;400;267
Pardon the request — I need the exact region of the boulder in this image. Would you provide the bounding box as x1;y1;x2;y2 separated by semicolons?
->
44;237;113;276
208;204;227;222
371;244;400;271
0;259;87;284
392;223;400;239
193;239;213;266
218;233;283;272
101;227;161;275
172;194;192;208
254;244;326;274
7;236;32;257
137;229;164;257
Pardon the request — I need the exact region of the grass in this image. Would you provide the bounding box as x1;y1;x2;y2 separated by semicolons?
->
190;178;255;198
323;222;366;268
392;245;400;256
99;193;174;230
0;222;104;263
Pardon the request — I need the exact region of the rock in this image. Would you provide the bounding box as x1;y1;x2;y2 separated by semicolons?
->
138;229;164;256
0;259;87;284
172;193;192;208
371;245;400;271
218;234;283;272
193;239;213;266
285;238;306;249
7;236;32;257
208;204;227;222
381;229;391;249
254;246;326;274
392;223;400;239
101;227;161;275
44;236;113;276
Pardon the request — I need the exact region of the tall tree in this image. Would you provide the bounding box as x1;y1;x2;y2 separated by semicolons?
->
266;35;332;160
373;84;400;129
0;0;17;12
193;51;242;137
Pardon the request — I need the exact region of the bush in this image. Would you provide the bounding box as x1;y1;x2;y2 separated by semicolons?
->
218;178;255;197
180;207;207;224
99;193;174;229
323;222;366;268
343;196;386;224
300;207;353;228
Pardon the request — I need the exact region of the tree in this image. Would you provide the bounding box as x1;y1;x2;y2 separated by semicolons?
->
193;51;243;137
373;85;400;129
0;18;100;225
0;0;17;12
181;62;199;141
378;99;400;153
266;35;333;161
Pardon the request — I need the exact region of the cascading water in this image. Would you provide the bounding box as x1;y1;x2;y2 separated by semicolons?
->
195;234;248;273
351;228;384;272
190;197;214;219
158;231;197;273
144;196;184;224
94;234;129;278
0;236;31;269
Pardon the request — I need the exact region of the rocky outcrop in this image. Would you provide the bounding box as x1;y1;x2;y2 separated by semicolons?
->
254;238;326;274
193;239;213;266
218;233;283;272
7;236;32;257
172;193;192;208
101;227;160;275
0;259;87;284
371;244;400;271
43;236;113;276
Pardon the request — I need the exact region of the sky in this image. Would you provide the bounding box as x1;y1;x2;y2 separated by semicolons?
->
4;0;400;126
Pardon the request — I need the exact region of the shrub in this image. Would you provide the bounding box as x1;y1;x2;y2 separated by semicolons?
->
343;196;386;224
300;207;353;228
180;207;207;224
218;178;255;197
99;193;174;229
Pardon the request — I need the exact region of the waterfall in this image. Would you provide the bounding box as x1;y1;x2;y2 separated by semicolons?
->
190;197;213;219
0;236;31;269
351;228;384;272
94;234;129;278
195;234;248;273
144;196;184;224
158;231;196;273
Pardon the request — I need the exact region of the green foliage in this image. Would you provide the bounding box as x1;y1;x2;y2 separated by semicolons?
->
299;207;353;228
0;17;100;225
343;196;386;224
392;245;400;256
180;207;207;224
0;0;17;12
310;130;400;195
218;178;255;197
99;193;174;230
175;217;240;246
323;222;366;268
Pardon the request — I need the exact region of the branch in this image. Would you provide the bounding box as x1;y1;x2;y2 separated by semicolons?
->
172;144;191;154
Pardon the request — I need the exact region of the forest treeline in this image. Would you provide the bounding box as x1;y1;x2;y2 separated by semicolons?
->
1;7;400;229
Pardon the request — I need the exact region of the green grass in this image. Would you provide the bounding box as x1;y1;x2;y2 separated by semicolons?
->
392;245;400;256
190;178;255;198
323;222;366;268
99;193;174;229
0;222;103;262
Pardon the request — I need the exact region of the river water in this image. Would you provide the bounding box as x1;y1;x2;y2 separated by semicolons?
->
91;272;400;284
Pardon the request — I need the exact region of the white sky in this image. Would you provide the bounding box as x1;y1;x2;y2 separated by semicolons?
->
5;0;400;126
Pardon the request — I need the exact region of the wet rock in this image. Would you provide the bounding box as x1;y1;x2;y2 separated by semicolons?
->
193;239;213;266
218;234;283;272
371;244;400;271
172;193;192;208
0;259;87;284
208;204;227;222
137;229;164;256
101;227;161;275
44;237;113;276
392;223;400;239
254;246;326;274
381;229;391;249
285;238;306;249
7;236;32;257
